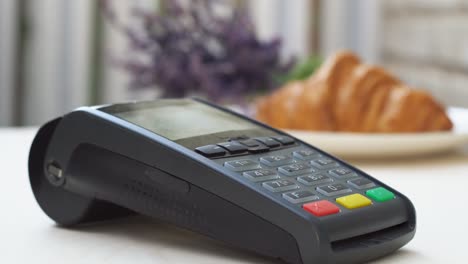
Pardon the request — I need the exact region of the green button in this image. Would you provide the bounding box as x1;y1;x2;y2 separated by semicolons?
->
366;187;395;202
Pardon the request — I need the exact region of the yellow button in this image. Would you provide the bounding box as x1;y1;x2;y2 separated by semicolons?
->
336;193;372;209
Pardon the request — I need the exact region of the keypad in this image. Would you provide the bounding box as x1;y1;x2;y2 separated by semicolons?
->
224;159;260;172
278;163;315;176
283;190;318;204
348;178;375;189
329;168;357;178
243;169;279;182
293;150;321;160
262;180;298;192
210;140;388;217
297;174;333;186
260;155;293;167
316;183;352;196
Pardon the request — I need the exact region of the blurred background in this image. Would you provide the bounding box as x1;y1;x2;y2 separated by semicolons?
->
1;0;467;127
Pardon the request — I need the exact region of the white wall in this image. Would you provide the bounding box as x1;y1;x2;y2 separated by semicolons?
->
23;0;93;125
100;0;160;104
0;0;17;126
280;0;311;58
5;0;159;125
320;0;381;63
63;1;94;109
249;0;312;58
250;0;381;62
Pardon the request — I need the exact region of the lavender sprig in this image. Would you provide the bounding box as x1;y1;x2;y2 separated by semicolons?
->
101;0;294;103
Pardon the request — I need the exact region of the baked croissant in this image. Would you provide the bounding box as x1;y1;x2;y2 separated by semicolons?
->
256;51;453;133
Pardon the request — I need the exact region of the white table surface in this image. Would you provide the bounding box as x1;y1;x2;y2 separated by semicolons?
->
2;127;468;264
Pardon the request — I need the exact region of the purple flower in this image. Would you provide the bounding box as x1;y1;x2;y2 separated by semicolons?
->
102;0;294;103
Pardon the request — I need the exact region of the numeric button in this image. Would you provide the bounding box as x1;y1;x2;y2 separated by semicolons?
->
348;178;375;189
260;155;293;166
293;149;320;160
297;174;333;186
316;183;352;196
311;158;338;169
243;170;279;182
283;190;318;204
262;180;299;192
224;159;260;172
278;163;315;176
329;167;357;178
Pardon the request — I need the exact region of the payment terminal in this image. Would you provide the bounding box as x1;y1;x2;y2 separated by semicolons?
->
29;98;416;264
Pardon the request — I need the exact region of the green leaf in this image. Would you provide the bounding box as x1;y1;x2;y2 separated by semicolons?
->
278;56;323;83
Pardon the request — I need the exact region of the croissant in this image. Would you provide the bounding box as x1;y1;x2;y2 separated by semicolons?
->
256;51;453;133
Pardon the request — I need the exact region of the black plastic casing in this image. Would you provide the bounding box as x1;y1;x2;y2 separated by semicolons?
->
28;99;416;264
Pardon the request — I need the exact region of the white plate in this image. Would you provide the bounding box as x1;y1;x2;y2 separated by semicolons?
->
286;107;468;159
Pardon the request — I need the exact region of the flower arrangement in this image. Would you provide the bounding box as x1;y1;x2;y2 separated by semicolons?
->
102;0;294;103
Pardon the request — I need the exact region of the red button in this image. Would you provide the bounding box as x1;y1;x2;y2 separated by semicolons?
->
303;200;340;217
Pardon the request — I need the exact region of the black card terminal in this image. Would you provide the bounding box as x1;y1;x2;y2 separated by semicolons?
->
28;98;416;264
